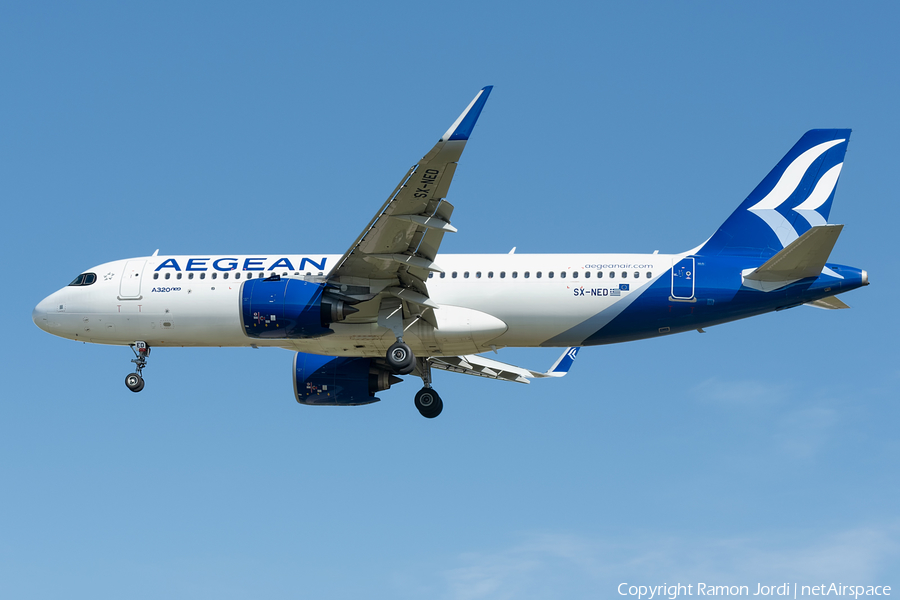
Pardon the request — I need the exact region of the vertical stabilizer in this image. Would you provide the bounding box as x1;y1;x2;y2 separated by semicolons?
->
698;129;851;258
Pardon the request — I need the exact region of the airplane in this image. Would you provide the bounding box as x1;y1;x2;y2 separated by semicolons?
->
32;86;868;418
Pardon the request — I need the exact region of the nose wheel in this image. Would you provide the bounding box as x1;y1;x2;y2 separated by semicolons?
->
126;341;150;393
125;372;145;392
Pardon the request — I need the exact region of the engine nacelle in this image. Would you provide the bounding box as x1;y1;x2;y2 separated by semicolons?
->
293;353;402;406
240;278;355;339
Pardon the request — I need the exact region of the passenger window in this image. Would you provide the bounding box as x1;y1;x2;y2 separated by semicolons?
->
500;272;506;278
572;271;578;278
512;272;518;278
560;272;566;279
440;272;446;279
597;271;603;278
177;273;183;280
488;271;494;278
200;273;206;280
464;271;469;278
646;271;652;278
317;272;323;276
585;271;590;279
223;273;229;280
212;273;217;280
622;271;627;278
235;273;240;279
524;272;530;278
152;273;159;280
634;271;640;279
476;271;482;278
609;272;615;279
188;273;194;280
428;272;434;279
452;272;458;278
548;272;554;278
536;272;542;278
165;273;171;280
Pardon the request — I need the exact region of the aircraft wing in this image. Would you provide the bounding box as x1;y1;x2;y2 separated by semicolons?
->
429;347;580;384
325;87;493;310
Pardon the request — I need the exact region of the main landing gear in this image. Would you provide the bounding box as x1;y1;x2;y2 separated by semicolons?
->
125;341;149;393
413;357;442;419
384;338;442;418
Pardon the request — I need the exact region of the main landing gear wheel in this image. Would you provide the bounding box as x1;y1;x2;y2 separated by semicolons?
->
387;340;415;375
125;373;145;393
415;387;443;419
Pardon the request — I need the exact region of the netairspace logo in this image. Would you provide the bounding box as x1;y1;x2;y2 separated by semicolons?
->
617;582;892;599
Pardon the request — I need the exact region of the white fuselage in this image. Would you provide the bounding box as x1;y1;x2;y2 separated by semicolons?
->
33;253;672;357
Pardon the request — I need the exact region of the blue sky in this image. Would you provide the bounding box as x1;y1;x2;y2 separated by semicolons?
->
2;2;898;598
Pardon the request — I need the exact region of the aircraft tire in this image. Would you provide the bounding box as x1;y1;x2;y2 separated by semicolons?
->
415;388;443;418
125;373;144;393
387;341;415;375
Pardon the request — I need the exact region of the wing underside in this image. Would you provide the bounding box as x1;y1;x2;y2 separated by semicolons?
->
325;87;493;324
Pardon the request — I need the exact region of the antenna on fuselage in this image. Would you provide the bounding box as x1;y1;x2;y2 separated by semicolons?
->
151;249;159;257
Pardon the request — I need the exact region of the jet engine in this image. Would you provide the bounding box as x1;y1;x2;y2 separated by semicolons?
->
240;278;356;339
293;353;402;406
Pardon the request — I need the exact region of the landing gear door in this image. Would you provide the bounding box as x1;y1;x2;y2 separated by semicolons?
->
671;257;695;301
119;260;146;300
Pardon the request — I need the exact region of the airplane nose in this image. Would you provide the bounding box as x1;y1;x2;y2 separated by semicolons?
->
862;270;869;285
32;295;55;332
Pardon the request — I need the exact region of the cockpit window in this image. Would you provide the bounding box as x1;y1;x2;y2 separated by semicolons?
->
68;273;97;286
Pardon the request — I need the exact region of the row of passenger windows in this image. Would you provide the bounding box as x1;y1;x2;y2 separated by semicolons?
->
429;270;653;280
152;271;324;281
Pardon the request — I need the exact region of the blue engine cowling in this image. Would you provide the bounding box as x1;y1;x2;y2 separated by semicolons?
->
241;278;355;339
293;353;402;406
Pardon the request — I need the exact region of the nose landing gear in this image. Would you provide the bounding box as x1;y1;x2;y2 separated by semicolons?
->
125;341;149;392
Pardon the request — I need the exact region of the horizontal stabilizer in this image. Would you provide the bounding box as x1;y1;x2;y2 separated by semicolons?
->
742;224;843;291
430;347;580;384
805;295;850;310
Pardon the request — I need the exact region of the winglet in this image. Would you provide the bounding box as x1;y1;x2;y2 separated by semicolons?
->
440;86;493;142
544;347;580;378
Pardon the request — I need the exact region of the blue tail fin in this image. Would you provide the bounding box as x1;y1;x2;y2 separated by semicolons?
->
697;129;851;258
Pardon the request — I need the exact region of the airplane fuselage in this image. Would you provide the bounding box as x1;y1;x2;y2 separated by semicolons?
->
33;252;867;357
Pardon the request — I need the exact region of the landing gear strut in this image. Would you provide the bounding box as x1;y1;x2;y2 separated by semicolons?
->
125;341;149;393
414;357;443;418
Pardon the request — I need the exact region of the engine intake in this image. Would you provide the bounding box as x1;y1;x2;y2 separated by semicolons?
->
240;278;356;339
293;353;402;406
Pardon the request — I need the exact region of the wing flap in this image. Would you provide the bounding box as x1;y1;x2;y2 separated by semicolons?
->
429;347;580;385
